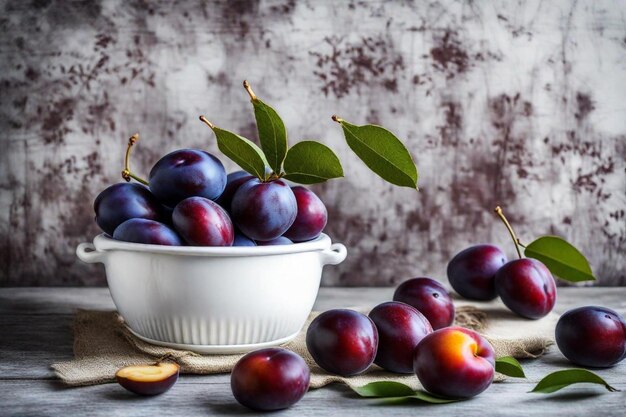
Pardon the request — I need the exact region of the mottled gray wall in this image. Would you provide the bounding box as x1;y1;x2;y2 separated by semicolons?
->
1;0;624;286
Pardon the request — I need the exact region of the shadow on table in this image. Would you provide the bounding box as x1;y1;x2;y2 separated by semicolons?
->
518;389;606;404
544;391;606;401
206;385;351;415
102;390;163;402
206;402;271;415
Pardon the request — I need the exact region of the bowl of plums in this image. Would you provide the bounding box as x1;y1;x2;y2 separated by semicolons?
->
76;80;422;354
77;133;347;354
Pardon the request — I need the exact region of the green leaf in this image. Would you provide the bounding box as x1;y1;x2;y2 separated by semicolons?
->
283;141;344;184
524;236;596;282
495;356;526;378
334;117;418;189
402;392;460;404
350;382;459;404
351;381;416;398
212;127;268;180
249;96;287;173
530;369;620;394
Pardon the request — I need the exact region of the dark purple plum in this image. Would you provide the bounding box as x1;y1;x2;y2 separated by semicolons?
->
233;232;256;247
231;179;297;241
393;277;455;330
94;182;166;236
256;236;293;246
556;306;626;368
283;186;327;242
447;244;507;300
306;309;378;376
495;258;556;319
172;197;234;246
112;218;183;246
149;149;226;207
215;171;254;212
231;348;310;411
369;301;433;373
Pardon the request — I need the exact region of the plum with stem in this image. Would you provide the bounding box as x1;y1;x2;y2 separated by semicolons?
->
493;206;556;319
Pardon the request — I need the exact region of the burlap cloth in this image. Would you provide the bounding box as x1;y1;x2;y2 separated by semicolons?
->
52;298;558;389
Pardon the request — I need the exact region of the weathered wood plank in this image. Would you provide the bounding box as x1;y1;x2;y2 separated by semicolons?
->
0;379;624;417
1;287;624;315
1;315;74;379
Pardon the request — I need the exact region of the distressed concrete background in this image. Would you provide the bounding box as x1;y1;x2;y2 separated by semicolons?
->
0;0;624;286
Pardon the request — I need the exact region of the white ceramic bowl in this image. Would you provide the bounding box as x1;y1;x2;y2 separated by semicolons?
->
76;233;346;354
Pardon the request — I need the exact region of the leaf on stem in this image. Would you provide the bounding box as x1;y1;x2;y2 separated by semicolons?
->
244;81;288;173
211;126;268;180
283;141;344;184
333;116;418;189
524;236;596;282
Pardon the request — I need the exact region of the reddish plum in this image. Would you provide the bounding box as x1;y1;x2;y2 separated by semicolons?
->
231;348;310;411
284;186;327;242
368;302;433;373
495;258;556;319
94;183;166;236
306;309;378;376
447;244;507;300
414;327;495;398
113;218;182;246
149;149;226;207
172;197;234;246
556;306;626;367
393;277;455;330
231;178;297;241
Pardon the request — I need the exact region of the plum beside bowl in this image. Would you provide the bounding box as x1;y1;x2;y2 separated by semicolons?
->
76;233;347;354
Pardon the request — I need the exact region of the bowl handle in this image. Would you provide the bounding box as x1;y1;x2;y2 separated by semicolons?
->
76;242;106;264
320;243;347;266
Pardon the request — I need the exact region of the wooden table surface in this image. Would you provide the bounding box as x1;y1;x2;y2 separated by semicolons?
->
1;287;624;416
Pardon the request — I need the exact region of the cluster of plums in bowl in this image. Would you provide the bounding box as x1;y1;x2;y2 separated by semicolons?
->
94;148;328;246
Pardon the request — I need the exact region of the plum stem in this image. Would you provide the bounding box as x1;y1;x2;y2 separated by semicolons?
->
121;133;149;186
199;115;215;129
331;115;344;124
243;80;258;101
266;171;284;182
494;206;523;259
